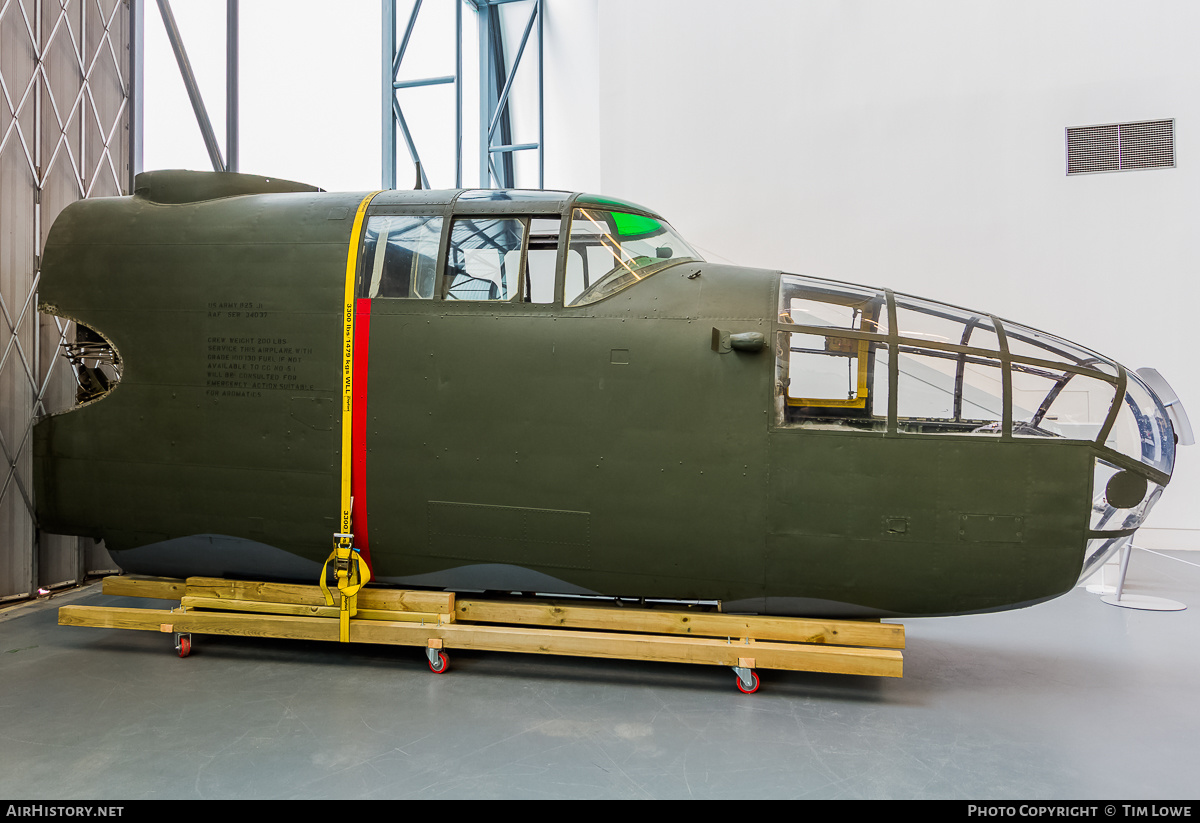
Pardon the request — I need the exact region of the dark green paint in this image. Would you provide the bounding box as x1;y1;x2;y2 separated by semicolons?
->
32;171;1154;617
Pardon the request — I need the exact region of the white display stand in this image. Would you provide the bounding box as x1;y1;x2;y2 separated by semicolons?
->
1097;542;1186;611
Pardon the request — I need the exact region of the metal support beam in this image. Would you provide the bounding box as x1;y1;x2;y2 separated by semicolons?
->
456;0;463;187
130;0;145;189
226;0;239;172
382;1;396;188
383;0;460;190
485;5;536;144
156;0;225;173
484;3;513;186
477;2;491;187
537;0;543;187
478;0;542;189
383;0;542;191
155;0;238;174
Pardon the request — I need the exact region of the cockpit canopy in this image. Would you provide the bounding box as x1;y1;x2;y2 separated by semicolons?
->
356;190;700;308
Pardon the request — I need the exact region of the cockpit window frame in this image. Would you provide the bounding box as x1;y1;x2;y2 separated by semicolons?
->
360;193;575;308
358;191;692;309
442;215;530;303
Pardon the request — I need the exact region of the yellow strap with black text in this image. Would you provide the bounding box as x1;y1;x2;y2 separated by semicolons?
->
320;191;381;642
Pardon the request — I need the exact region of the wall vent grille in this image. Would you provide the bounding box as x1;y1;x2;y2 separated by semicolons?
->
1067;119;1175;175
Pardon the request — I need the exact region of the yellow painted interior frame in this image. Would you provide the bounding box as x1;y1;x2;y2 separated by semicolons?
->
787;336;871;409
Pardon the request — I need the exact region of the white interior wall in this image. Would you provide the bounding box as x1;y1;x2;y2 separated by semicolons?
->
554;0;1199;539
542;0;601;192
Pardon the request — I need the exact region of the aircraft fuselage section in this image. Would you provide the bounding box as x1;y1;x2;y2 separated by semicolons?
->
33;173;1176;617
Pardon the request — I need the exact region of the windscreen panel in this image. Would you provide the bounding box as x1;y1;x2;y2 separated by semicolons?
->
564;208;700;307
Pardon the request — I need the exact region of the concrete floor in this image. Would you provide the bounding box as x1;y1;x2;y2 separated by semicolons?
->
1;548;1197;800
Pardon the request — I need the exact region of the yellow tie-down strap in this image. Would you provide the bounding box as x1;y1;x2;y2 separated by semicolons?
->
321;191;380;641
320;532;370;643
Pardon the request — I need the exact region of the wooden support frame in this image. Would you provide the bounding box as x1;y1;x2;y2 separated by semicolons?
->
58;576;905;689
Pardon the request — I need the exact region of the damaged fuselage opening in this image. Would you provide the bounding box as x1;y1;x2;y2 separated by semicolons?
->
62;321;121;404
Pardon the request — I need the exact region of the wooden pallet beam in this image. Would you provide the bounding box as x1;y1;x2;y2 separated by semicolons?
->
58;604;903;678
180;595;452;624
456;599;904;649
101;576;188;600
183;577;455;613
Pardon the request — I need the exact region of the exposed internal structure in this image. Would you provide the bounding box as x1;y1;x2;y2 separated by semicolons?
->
63;323;121;405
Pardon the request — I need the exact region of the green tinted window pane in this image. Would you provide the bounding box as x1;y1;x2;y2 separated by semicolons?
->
611;211;663;238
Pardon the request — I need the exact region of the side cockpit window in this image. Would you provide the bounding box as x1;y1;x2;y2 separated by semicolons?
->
444;216;559;304
446;218;523;300
360;215;441;298
526;218;559;303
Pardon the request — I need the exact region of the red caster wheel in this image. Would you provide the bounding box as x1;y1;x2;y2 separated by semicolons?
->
427;649;448;673
176;635;192;658
734;668;759;694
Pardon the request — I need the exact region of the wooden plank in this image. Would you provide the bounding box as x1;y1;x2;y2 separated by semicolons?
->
101;575;187;600
180;596;452;624
364;623;903;678
182;578;455;614
60;605;340;642
57;604;902;677
455;600;905;649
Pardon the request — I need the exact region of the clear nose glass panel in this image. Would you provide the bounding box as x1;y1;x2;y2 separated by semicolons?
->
894;296;998;350
775;276;1178;470
894;349;1006;428
779;276;888;334
1000;320;1119;375
1081;534;1133;582
1012;369;1116;440
1106;372;1176;476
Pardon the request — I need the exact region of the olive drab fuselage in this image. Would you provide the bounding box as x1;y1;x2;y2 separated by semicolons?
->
33;171;1179;618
